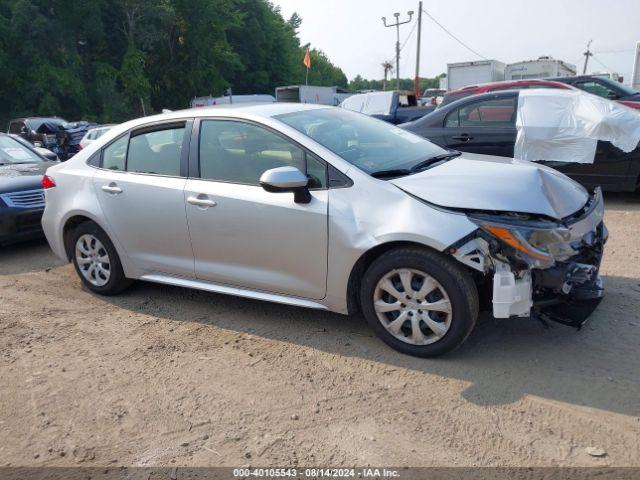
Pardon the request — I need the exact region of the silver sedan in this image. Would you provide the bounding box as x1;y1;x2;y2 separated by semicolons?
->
41;104;606;356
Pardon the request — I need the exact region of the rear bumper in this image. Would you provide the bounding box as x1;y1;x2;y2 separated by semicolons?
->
0;207;45;244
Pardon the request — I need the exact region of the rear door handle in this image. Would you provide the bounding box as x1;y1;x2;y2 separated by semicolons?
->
101;184;122;194
187;195;217;208
451;134;473;141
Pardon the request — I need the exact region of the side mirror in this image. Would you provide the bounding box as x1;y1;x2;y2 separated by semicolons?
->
33;141;43;148
606;91;619;100
259;166;311;204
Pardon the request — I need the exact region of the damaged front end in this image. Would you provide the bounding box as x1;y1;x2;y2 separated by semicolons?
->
449;188;607;328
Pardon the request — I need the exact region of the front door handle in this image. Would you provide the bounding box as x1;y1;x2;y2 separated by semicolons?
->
451;134;473;142
187;195;217;208
101;183;122;194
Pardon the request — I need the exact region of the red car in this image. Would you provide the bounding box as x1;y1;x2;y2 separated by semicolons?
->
440;79;573;107
442;78;640;110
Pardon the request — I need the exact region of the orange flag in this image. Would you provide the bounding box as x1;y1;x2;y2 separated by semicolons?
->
303;48;311;69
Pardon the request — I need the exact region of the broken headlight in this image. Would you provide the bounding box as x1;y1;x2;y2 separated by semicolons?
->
467;214;572;268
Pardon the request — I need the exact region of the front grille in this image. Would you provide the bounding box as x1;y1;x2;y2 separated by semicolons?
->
0;189;45;209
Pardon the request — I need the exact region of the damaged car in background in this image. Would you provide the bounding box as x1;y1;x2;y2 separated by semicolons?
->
401;89;640;192
7;117;95;160
42;105;607;357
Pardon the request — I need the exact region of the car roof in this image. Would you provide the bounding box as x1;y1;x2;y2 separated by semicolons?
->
85;103;333;147
547;75;593;82
447;79;568;95
445;89;519;104
113;103;329;130
185;102;328;117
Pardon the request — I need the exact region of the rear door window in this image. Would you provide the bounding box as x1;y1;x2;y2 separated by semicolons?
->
126;125;185;176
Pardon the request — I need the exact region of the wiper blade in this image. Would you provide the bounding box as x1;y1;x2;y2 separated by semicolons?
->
410;151;461;172
370;168;412;179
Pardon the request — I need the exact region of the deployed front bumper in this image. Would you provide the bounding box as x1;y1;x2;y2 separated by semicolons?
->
531;219;606;327
453;188;607;327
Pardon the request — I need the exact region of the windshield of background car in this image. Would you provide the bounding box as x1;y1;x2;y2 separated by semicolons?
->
0;136;42;164
598;77;637;96
275;108;447;174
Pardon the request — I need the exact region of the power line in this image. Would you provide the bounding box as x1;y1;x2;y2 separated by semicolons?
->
421;8;487;60
399;18;418;53
594;49;634;55
384;18;417;68
591;54;616;73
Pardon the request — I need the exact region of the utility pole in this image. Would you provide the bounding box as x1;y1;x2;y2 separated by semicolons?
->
583;40;593;74
414;2;423;98
382;10;413;90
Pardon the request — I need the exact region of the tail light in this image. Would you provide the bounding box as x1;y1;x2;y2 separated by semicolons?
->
42;175;56;189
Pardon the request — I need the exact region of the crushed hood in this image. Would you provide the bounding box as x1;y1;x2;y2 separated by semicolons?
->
390;153;589;220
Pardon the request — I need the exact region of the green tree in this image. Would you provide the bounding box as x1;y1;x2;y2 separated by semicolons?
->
0;0;350;125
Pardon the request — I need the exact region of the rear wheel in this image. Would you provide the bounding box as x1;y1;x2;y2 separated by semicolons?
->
70;222;131;295
360;247;478;357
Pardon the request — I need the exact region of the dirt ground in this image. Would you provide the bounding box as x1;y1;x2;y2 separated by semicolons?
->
1;193;639;468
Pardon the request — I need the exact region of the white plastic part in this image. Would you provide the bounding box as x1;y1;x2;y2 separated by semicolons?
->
492;263;533;318
514;89;640;164
340;91;395;116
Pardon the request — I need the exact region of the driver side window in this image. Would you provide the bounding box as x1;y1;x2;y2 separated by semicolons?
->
198;120;326;189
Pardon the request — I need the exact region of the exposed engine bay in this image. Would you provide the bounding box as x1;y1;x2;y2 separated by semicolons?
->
449;187;607;327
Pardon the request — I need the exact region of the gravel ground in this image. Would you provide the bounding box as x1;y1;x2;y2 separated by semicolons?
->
0;193;639;468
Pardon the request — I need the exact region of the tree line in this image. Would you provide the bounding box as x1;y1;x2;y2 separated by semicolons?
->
349;74;445;93
0;0;443;127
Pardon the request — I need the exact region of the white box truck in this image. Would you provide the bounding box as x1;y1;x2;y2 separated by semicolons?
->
505;56;576;80
446;60;505;91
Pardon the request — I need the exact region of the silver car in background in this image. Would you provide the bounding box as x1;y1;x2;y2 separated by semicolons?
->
41;104;607;356
79;125;116;150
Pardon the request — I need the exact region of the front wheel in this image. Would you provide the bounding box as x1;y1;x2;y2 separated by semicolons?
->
360;247;479;357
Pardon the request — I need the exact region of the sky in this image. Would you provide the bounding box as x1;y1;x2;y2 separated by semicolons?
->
272;0;640;84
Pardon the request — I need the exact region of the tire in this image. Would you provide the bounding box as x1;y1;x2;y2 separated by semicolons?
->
69;221;132;295
360;246;479;357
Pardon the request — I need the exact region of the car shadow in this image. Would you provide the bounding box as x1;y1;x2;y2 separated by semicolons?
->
603;191;640;211
0;238;65;275
4;242;639;418
96;272;640;418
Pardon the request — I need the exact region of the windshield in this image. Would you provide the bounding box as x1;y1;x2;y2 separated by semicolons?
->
275;108;447;174
0;136;42;165
598;77;637;96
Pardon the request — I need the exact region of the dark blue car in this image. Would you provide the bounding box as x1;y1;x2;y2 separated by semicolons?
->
0;133;57;244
